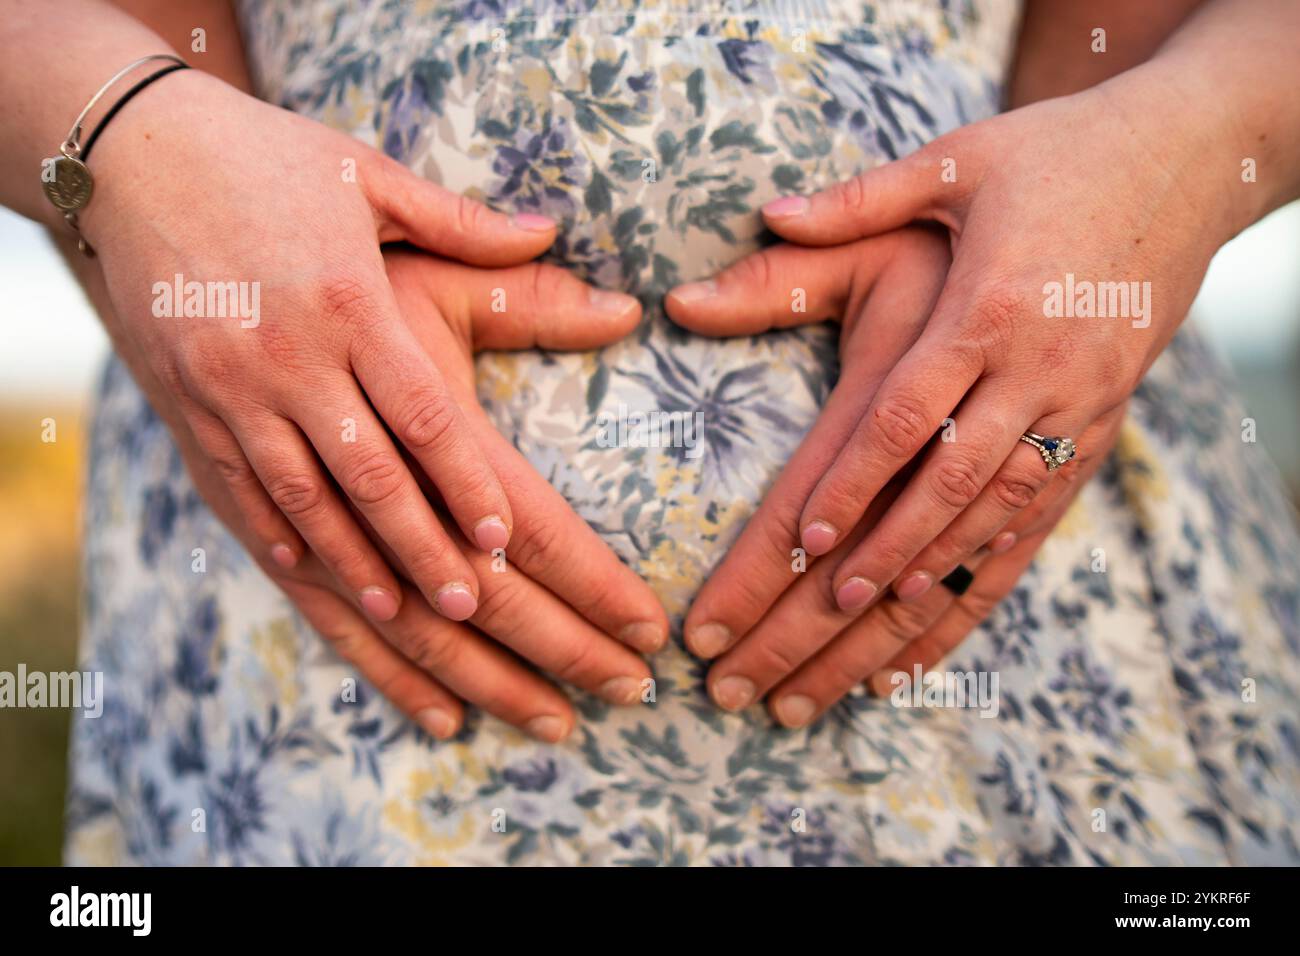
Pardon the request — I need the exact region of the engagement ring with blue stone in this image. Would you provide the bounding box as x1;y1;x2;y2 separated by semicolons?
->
1020;432;1077;471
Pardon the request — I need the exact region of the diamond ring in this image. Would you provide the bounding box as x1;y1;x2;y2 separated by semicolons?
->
1020;432;1077;471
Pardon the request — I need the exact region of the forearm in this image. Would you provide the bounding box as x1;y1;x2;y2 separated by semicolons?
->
1135;0;1300;235
0;0;183;226
1009;0;1204;106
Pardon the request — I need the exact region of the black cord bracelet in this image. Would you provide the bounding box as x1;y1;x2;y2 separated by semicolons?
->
82;62;191;161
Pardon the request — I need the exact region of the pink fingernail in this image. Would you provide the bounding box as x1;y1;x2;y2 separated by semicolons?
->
359;586;399;622
774;694;817;728
416;707;457;740
510;213;555;232
525;715;569;742
473;516;510;552
762;195;809;218
689;622;732;658
835;576;878;612
990;532;1017;555
434;582;477;621
896;571;934;602
801;520;839;555
270;543;297;569
588;288;638;317
668;280;717;304
620;621;667;654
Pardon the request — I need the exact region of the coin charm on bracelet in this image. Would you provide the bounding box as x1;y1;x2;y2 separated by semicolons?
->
43;154;94;212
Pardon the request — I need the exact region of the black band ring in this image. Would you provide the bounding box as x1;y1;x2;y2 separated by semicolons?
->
940;564;974;596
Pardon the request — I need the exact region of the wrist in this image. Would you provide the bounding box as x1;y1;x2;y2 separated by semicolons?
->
74;68;243;249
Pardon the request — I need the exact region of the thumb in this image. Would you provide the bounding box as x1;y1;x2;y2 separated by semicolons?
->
760;139;966;246
664;237;900;337
388;252;642;352
363;150;558;267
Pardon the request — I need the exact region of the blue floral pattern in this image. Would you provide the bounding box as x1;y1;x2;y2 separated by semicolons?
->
65;0;1300;865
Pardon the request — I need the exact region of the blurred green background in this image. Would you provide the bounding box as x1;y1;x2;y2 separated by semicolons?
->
1;200;1298;866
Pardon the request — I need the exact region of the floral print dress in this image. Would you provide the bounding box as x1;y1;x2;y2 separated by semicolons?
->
65;0;1300;865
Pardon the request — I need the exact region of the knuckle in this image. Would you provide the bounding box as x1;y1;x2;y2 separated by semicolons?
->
211;451;255;488
339;450;405;506
869;395;931;458
735;248;776;291
266;472;325;517
991;468;1046;510
454;195;487;236
751;638;806;677
929;456;984;509
876;600;932;645
393;389;457;452
527;262;570;306
472;578;527;633
834;173;868;214
549;636;600;686
409;626;461;675
509;519;560;571
317;275;378;327
966;287;1022;360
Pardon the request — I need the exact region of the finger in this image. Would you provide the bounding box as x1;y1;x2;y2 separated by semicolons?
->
683;237;948;658
703;506;883;710
183;402;306;572
393;253;643;351
373;580;577;742
345;296;514;554
233;411;407;622
289;380;482;620
457;529;654;705
827;388;1065;610
798;324;982;558
387;258;670;653
867;518;1059;695
361;151;559;266
473;424;672;653
663;240;890;336
766;558;967;726
279;575;466;739
899;407;1123;587
759;141;967;246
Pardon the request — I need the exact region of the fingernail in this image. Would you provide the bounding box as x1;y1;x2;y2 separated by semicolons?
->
270;543;297;569
434;582;477;621
416;707;457;740
713;675;756;711
668;280;717;304
835;576;878;612
801;520;839;555
774;694;817;728
359;586;399;622
762;195;809;218
473;516;509;552
588;288;638;318
689;621;732;658
897;571;934;602
869;671;901;697
599;676;643;706
510;213;555;232
990;531;1017;555
619;621;666;654
525;715;569;742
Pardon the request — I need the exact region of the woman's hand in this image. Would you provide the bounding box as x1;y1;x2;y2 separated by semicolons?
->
73;232;668;741
698;73;1233;636
665;223;1124;722
76;67;561;626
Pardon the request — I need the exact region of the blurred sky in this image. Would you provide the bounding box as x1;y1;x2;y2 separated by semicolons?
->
1;202;1298;477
